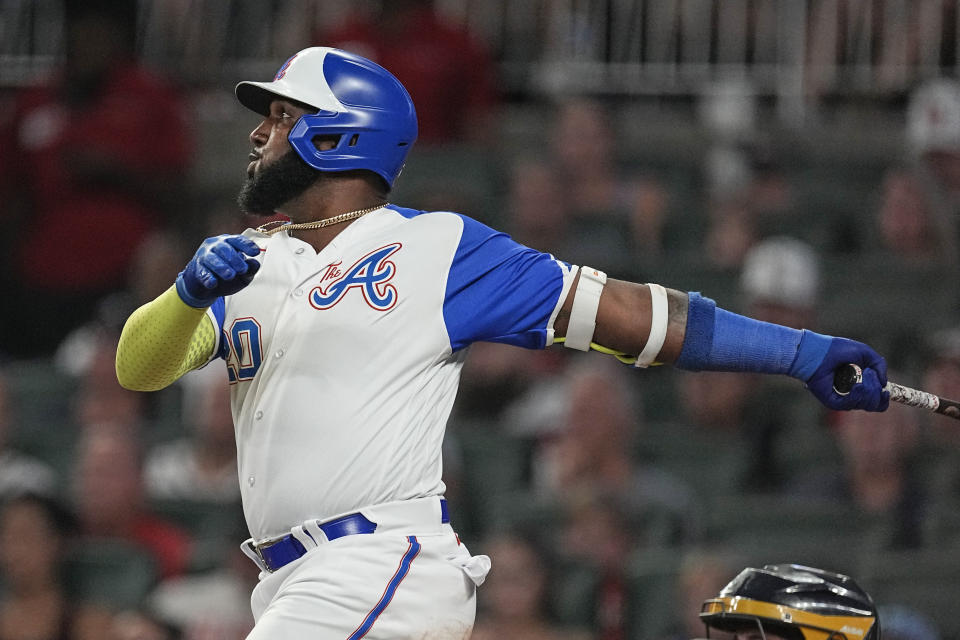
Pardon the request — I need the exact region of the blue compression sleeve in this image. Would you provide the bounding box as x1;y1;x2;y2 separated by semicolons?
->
675;292;832;380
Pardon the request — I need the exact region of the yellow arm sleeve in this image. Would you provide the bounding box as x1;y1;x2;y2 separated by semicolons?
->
116;285;218;391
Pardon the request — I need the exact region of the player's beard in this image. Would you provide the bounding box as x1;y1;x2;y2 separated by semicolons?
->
237;149;320;217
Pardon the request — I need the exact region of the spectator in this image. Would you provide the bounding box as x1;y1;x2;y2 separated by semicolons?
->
703;196;759;270
548;98;669;277
532;356;699;546
700;83;798;268
740;236;819;331
920;327;960;438
699;79;757;203
145;366;240;503
675;371;756;434
146;541;258;639
110;609;182;640
504;159;570;259
451;341;539;426
702;150;799;271
322;0;499;145
874;78;960;265
56;231;189;379
0;371;58;499
0;493;91;640
737;236;830;492
677;236;828;494
471;532;590;640
556;489;638;640
876;170;952;263
73;424;193;579
0;0;192;358
918;328;960;546
70;334;146;433
791;400;927;550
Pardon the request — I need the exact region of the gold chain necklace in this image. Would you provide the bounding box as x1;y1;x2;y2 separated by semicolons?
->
257;204;385;235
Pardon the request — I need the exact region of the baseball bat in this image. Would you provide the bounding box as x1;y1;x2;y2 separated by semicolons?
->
832;363;960;420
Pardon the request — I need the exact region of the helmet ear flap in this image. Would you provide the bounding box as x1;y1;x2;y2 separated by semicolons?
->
288;111;411;188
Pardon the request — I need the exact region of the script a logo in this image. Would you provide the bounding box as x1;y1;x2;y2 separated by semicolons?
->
274;53;298;80
310;243;402;311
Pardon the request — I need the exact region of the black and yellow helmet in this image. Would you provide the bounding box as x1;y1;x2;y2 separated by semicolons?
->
700;564;879;640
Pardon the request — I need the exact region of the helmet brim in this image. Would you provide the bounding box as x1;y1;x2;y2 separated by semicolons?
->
236;81;294;117
236;80;338;118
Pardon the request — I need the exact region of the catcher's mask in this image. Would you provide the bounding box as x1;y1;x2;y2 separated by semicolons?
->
236;47;417;189
699;564;879;640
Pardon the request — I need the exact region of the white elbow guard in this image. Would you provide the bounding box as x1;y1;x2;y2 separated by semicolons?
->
563;266;607;351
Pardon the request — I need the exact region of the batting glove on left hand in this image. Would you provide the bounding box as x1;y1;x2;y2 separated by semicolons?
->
789;331;889;412
175;234;261;308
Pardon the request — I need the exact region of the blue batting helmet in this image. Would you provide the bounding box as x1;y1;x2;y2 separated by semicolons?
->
235;47;418;188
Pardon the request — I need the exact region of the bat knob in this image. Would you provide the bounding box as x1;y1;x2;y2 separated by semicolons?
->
832;363;863;396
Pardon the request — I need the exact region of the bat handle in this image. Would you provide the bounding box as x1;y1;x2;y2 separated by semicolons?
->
832;363;862;396
832;363;960;420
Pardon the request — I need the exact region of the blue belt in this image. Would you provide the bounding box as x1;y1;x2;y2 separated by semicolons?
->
253;499;449;573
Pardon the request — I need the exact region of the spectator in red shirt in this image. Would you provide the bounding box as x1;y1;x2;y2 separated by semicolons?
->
321;0;499;145
0;1;192;358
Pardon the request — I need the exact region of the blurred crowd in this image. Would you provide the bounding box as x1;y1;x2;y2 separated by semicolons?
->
1;1;960;639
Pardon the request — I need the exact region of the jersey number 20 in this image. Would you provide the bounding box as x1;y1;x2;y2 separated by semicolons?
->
225;317;262;383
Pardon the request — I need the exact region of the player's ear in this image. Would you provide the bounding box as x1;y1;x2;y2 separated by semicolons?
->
312;134;341;151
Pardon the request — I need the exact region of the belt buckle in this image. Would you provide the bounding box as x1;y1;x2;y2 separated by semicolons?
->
247;538;274;572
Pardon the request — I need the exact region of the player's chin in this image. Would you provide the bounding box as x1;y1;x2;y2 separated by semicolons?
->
237;189;273;217
237;198;279;218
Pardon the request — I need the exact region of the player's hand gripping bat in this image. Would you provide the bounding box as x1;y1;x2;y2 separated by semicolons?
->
832;363;960;420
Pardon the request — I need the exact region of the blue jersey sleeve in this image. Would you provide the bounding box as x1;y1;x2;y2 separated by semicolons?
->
207;296;229;360
443;215;570;351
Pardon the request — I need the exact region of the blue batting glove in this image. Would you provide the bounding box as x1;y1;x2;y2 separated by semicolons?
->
175;234;261;308
788;331;890;412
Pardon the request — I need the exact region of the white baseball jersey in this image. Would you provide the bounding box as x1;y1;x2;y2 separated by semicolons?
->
205;204;574;542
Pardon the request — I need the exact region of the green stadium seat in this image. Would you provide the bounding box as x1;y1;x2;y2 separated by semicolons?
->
551;559;601;630
390;145;505;228
4;358;77;471
703;494;865;573
626;549;684;640
448;424;531;539
636;420;743;501
857;546;960;638
64;539;159;610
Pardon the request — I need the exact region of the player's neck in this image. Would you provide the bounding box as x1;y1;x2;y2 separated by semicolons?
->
276;180;387;251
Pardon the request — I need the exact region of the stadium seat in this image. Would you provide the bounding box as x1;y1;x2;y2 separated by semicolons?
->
818;255;959;359
703;494;865;573
857;546;960;638
447;423;531;539
391;145;505;228
64;538;159;610
149;498;246;571
550;558;602;630
4;359;77;471
635;420;743;500
625;549;684;640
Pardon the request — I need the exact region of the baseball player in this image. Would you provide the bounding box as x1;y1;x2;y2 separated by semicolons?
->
698;563;879;640
115;47;889;639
